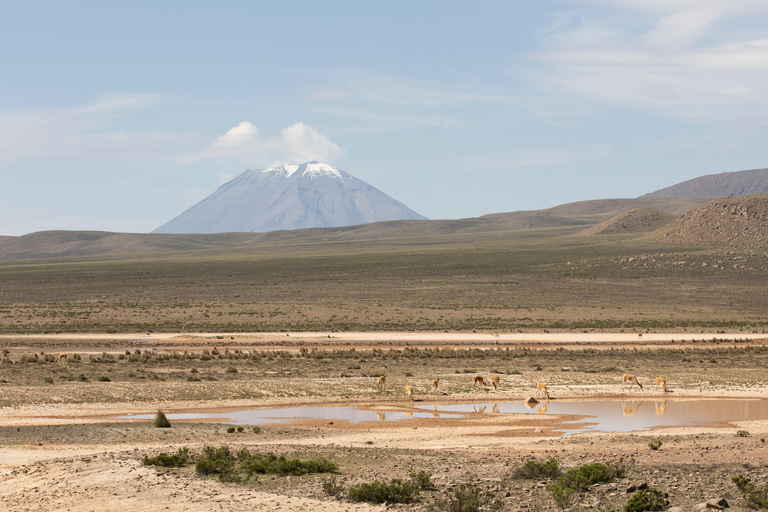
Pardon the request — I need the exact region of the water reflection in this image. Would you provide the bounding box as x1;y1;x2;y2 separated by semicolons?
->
622;400;644;416
118;399;768;435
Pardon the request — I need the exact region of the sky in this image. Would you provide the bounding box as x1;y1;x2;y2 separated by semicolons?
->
2;0;768;235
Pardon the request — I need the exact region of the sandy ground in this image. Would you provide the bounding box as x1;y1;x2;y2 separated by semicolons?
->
2;331;768;511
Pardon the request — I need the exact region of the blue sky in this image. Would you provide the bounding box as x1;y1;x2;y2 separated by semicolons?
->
2;0;768;235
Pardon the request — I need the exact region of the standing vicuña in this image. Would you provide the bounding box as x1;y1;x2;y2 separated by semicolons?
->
473;375;487;388
405;385;414;401
490;374;500;390
622;374;643;390
536;383;550;399
431;379;440;391
376;375;386;391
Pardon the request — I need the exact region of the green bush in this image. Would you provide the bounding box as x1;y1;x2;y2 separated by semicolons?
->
154;410;171;428
226;426;236;433
558;463;614;491
194;446;336;483
142;448;189;468
648;439;662;450
348;478;420;504
624;488;670;511
733;474;768;509
98;376;111;382
429;480;504;512
410;470;437;490
252;426;260;434
513;458;562;479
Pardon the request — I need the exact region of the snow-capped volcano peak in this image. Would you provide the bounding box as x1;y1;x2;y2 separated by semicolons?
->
300;161;342;179
153;161;427;234
261;163;299;177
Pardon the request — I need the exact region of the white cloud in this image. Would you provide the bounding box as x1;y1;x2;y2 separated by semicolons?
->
440;146;613;172
528;3;768;118
0;93;183;163
194;121;344;166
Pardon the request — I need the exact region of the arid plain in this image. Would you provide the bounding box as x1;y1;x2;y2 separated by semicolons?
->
3;214;768;511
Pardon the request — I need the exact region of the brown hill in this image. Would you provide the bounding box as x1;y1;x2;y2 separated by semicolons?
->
643;167;768;197
0;197;711;260
577;208;677;236
647;193;768;247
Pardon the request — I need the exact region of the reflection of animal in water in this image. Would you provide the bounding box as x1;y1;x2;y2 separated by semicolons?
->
490;374;500;390
491;403;499;414
431;379;440;391
432;405;440;418
377;411;386;420
472;404;486;414
638;332;643;338
406;410;414;418
473;375;487;388
622;374;643;390
654;377;667;393
537;400;549;414
622;400;644;416
55;353;68;363
405;385;414;401
655;400;667;415
536;383;550;399
376;375;386;391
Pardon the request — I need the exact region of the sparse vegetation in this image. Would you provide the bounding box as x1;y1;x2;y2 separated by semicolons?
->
153;410;171;428
624;488;670;512
348;478;420;505
734;474;768;509
142;448;189;468
513;458;562;480
429;478;504;512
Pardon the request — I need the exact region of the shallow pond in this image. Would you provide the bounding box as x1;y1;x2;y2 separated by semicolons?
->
120;399;768;435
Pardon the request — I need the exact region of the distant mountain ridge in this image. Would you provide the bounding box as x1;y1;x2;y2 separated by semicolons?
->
153;162;426;234
643;167;768;198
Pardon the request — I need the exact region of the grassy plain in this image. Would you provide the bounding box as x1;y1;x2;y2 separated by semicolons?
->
1;226;767;334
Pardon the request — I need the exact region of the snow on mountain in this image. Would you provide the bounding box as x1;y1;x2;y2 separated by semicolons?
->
153;162;427;234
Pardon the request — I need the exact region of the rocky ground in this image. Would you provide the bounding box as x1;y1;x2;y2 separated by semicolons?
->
2;332;768;511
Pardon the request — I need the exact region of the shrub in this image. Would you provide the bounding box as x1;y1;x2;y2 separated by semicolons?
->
98;376;111;382
43;377;54;384
558;463;615;491
648;439;662;450
252;426;260;434
322;475;345;497
237;426;244;432
624;488;670;511
348;478;419;504
78;373;88;382
154;410;171;428
142;448;189;468
733;474;768;509
513;458;562;479
410;470;437;490
226;367;237;373
429;480;504;512
737;429;751;437
226;426;236;433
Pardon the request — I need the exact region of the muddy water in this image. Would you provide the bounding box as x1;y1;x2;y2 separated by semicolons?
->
120;399;768;434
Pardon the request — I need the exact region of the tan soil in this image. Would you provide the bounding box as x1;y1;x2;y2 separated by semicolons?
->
2;332;768;511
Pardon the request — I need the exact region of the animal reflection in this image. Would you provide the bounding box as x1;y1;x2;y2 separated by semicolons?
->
491;403;499;414
376;411;386;421
472;404;487;414
536;400;549;414
621;400;644;416
655;400;667;415
432;405;440;418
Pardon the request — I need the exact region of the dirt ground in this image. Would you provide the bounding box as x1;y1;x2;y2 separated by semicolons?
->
2;331;768;511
